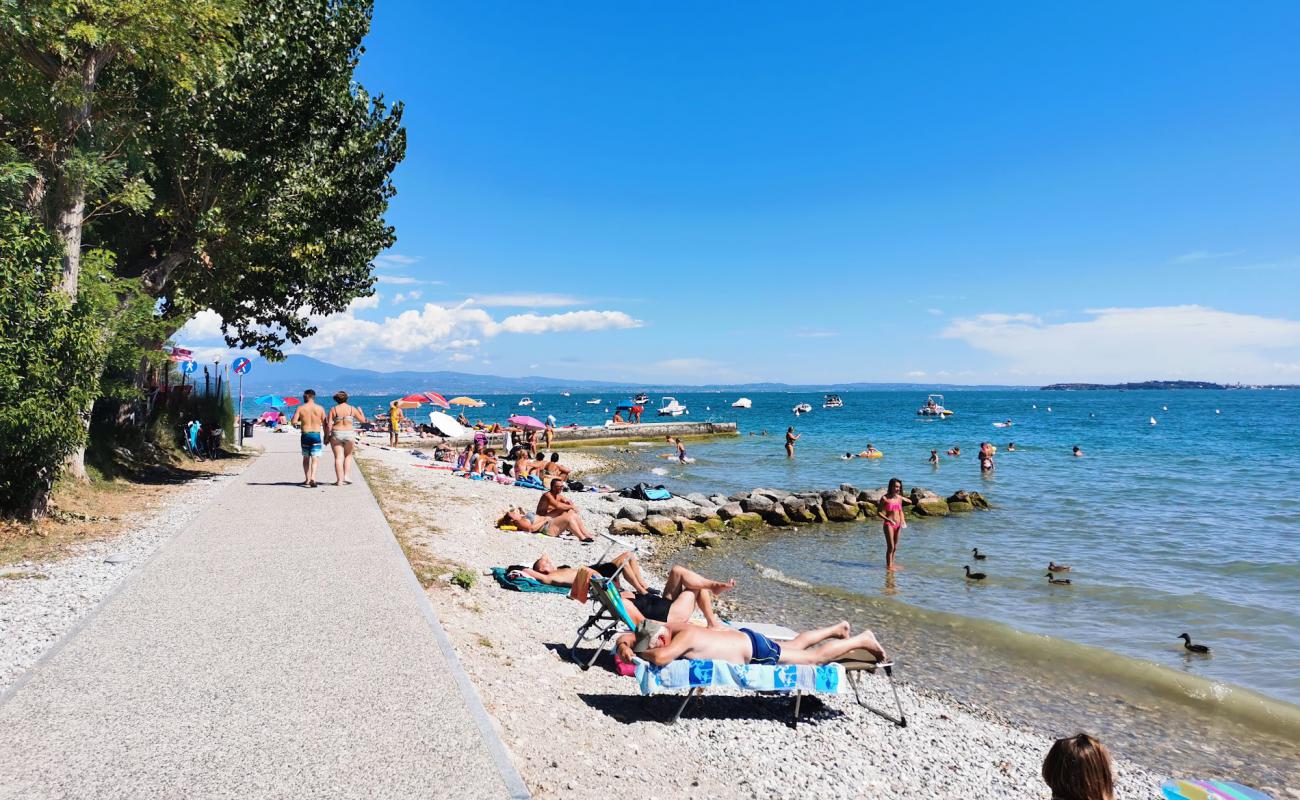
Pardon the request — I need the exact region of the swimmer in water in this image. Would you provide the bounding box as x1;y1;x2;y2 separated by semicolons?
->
785;427;799;458
947;446;961;457
858;443;880;458
877;477;912;572
928;449;940;465
843;452;855;460
1072;445;1084;457
1007;442;1016;451
666;435;687;464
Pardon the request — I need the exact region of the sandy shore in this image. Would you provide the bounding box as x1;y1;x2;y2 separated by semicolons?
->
357;441;1166;799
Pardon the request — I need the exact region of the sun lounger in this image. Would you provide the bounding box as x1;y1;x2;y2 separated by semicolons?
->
631;649;906;728
567;533;641;669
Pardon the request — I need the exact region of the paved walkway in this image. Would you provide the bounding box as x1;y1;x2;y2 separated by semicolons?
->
0;433;528;799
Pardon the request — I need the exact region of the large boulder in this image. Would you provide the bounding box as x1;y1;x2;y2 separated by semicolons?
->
858;488;886;505
858;501;881;519
727;491;749;502
818;489;842;503
610;519;646;537
703;516;726;531
643;516;678;536
694;532;721;548
679;520;708;535
688;505;718;522
717;502;745;520
741;495;775;514
782;498;818;524
727;512;765;531
752;487;792;502
807;503;827;523
763;507;793;526
967;491;991;510
616;503;648;522
910;487;949;516
685;492;713;508
946;491;975;513
839;483;859;496
824;498;860;522
708;493;730;506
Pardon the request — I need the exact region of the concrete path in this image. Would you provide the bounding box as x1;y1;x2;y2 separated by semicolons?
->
0;432;528;799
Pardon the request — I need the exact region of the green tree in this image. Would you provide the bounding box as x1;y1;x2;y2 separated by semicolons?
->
0;0;242;296
0;207;111;517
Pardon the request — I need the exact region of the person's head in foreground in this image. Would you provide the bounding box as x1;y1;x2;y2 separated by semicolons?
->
1042;733;1114;800
633;620;668;654
303;389;316;402
887;477;903;495
549;478;564;493
531;554;555;573
550;453;560;463
334;391;347;404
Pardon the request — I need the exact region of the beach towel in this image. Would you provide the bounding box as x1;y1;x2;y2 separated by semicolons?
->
567;566;594;604
514;475;546;490
490;567;570;594
633;658;847;696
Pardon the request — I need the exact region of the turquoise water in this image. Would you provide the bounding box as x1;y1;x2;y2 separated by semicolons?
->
343;389;1299;782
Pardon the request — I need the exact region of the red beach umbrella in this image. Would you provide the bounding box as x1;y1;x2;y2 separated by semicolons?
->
399;393;427;404
281;396;301;406
508;414;546;429
422;391;451;409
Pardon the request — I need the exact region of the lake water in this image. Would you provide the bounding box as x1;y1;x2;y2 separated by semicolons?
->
345;389;1300;785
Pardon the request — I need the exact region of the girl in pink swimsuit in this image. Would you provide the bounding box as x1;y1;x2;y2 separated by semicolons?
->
877;478;913;572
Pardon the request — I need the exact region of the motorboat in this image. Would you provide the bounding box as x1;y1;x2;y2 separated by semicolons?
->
586;398;602;405
657;396;689;417
731;397;752;409
634;392;650;405
793;403;812;415
916;393;953;417
561;391;570;397
823;394;843;408
517;397;533;407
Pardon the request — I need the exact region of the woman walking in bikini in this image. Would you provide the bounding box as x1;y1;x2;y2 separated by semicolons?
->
326;391;366;486
877;477;912;572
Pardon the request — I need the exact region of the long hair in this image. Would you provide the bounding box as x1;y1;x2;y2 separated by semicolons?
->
1042;734;1114;800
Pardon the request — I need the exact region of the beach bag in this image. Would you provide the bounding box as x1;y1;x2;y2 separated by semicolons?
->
619;483;671;501
566;480;585;492
643;486;671;501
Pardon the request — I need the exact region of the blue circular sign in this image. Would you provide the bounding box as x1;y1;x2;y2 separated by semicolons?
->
233;357;252;375
180;360;198;375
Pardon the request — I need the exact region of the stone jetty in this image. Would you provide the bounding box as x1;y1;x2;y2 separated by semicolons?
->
600;484;990;546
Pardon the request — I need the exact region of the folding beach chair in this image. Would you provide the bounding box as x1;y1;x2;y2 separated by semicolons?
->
568;532;640;669
831;648;907;727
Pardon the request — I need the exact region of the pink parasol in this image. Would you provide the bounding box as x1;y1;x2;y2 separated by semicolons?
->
508;414;546;429
422;391;451;409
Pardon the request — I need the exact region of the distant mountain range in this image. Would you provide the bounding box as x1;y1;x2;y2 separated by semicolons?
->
234;355;1030;395
1042;381;1300;390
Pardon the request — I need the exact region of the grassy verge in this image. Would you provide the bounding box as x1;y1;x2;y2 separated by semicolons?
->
361;460;473;590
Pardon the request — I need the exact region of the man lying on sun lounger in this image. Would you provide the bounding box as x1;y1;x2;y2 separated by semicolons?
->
619;618;887;668
514;552;733;626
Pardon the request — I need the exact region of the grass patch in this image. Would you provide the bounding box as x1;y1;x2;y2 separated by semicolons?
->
476;635;494;649
362;460;471;590
1;570;48;580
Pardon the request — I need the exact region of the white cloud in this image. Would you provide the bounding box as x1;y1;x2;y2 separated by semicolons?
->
377;275;434;285
791;329;838;339
470;293;586;308
486;310;642;336
392;291;422;304
448;353;474;363
905;370;927;378
350;294;381;311
174;309;224;342
927;308;944;316
942;305;1300;383
1171;249;1242;264
374;253;420;266
293;302;642;367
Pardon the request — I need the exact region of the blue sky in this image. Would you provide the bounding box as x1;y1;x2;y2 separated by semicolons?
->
179;1;1300;384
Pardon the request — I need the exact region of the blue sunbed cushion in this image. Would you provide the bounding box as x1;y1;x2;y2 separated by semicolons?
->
490;567;570;594
634;658;847;695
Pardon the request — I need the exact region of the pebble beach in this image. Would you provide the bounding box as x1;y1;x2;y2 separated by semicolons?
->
355;441;1167;799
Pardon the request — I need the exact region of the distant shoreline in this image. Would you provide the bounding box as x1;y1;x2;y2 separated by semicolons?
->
1041;380;1300;390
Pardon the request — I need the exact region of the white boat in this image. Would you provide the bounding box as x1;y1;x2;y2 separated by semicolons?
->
586;398;601;405
657;396;689;417
517;397;533;407
731;397;752;409
823;394;843;408
916;393;954;417
793;403;812;415
634;393;650;405
561;392;570;397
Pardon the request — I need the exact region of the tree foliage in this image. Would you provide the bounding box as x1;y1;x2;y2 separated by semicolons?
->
0;207;111;516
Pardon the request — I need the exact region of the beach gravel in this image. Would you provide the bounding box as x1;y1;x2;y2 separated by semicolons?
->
358;444;1167;799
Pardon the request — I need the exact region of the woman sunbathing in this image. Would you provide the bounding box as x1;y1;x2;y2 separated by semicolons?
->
497;508;552;534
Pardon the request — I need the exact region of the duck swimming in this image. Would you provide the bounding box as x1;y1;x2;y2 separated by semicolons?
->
1048;561;1071;573
963;565;987;581
1179;633;1211;654
972;548;987;560
1045;573;1072;585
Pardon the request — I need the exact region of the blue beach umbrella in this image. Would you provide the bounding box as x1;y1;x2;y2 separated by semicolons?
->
254;394;279;405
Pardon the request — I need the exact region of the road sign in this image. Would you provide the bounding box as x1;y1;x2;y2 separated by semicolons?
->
232;357;251;375
180;360;198;375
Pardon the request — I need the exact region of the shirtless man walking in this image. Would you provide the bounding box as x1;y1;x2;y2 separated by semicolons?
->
291;389;326;487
